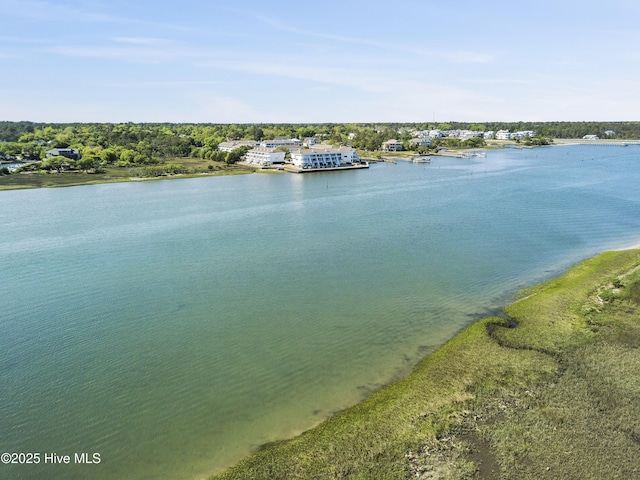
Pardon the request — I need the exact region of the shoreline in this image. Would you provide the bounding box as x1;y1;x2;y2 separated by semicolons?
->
0;165;258;191
4;141;634;191
210;247;640;479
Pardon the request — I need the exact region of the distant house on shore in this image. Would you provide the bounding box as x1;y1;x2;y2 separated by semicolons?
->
495;130;511;140
381;139;403;152
583;135;599;140
512;130;536;139
46;148;81;160
459;130;483;141
409;138;432;148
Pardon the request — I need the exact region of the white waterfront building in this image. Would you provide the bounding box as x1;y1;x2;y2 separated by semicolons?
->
512;130;536;139
459;130;483;140
290;145;360;169
495;130;512;140
244;147;286;166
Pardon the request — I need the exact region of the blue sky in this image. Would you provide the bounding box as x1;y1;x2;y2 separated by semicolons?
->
1;0;639;123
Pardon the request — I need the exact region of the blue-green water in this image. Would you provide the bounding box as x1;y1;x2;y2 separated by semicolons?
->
2;145;640;479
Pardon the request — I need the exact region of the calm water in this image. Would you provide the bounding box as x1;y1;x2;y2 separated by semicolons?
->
2;145;640;479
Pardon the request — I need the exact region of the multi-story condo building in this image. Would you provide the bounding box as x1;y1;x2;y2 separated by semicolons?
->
291;145;360;169
244;147;286;166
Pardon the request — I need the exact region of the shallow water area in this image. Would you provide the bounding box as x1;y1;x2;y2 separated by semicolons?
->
2;145;640;479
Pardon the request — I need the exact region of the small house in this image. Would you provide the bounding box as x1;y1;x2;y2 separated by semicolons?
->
45;148;81;160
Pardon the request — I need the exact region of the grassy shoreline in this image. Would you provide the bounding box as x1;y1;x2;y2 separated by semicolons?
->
0;143;540;191
0;160;258;191
211;248;640;479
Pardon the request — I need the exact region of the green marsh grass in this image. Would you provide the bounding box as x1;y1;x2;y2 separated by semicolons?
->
211;249;640;479
0;159;256;190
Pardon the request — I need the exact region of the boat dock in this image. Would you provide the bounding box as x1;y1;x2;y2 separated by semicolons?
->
433;150;475;158
283;163;369;174
552;139;640;146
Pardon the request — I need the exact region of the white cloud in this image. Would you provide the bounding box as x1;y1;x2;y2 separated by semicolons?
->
0;0;211;34
112;37;169;46
229;8;493;66
48;45;160;61
0;0;124;23
98;80;225;89
46;44;201;63
400;46;494;64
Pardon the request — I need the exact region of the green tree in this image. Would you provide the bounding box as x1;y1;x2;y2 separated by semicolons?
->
101;148;118;164
249;126;264;141
40;156;65;173
77;156;99;172
462;137;486;148
119;149;137;165
225;146;252;164
53;133;72;148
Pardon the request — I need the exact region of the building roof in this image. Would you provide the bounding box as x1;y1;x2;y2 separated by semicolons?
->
219;140;257;146
293;145;356;155
247;146;282;153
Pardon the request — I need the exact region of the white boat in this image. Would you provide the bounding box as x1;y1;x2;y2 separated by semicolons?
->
410;155;431;163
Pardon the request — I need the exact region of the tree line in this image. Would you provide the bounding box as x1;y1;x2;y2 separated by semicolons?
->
1;121;638;165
